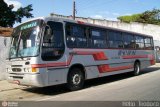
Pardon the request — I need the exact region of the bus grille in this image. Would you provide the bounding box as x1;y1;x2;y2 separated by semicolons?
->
12;68;22;72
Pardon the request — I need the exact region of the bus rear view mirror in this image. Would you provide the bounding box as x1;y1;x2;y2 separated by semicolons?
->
45;26;53;36
47;28;52;35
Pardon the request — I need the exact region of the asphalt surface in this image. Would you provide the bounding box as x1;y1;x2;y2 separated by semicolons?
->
34;66;160;101
0;64;160;102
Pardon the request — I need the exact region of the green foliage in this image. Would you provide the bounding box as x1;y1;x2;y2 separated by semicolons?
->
139;9;160;25
118;14;141;23
118;9;160;25
0;0;15;27
15;5;33;23
0;0;33;27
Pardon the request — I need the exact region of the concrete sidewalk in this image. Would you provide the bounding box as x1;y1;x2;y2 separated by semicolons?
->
0;80;26;92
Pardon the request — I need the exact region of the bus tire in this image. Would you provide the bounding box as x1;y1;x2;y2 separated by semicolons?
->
133;62;140;76
67;68;84;91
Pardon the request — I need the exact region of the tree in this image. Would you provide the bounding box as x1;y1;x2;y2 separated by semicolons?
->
117;14;141;23
138;9;160;25
0;0;33;27
118;9;160;25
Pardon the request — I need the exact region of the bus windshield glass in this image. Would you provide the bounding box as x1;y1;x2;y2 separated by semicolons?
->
9;20;43;59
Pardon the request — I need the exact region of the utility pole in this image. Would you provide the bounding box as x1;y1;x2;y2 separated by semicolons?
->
73;0;76;20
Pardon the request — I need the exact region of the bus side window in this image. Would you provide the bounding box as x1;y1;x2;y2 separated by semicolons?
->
75;26;87;48
91;29;107;49
66;23;87;48
123;33;135;49
66;24;76;48
108;31;123;48
144;37;152;50
135;35;145;49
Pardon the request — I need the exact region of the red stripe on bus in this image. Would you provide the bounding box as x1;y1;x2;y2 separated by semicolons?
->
75;51;108;60
31;55;73;68
122;55;148;59
148;54;155;60
150;60;155;65
31;51;108;68
93;52;108;60
67;55;73;65
75;51;97;55
31;62;66;68
148;54;155;65
31;64;47;68
98;64;133;73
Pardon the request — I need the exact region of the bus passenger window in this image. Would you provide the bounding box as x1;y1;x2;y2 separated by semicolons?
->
135;36;145;49
66;24;87;48
66;25;76;47
144;37;152;49
123;33;135;49
91;29;107;48
108;31;123;48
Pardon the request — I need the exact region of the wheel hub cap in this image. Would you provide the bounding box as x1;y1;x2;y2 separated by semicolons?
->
73;74;81;85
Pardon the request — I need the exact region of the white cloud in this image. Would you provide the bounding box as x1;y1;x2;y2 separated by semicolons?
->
91;14;118;21
91;15;104;19
90;11;133;21
4;0;22;11
106;17;118;21
123;13;132;16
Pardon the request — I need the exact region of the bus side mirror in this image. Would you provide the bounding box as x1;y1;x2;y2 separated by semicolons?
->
45;26;53;36
46;28;52;35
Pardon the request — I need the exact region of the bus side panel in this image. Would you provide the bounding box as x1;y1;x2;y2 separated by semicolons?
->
97;62;134;77
47;68;69;86
69;49;154;80
140;60;153;69
99;68;134;77
85;66;100;79
38;68;48;86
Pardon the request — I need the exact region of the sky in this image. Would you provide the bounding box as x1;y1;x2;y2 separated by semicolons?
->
4;0;160;26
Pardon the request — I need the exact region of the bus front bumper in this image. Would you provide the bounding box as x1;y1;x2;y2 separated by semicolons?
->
6;73;46;87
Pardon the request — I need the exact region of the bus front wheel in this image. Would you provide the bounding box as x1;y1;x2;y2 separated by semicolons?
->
67;68;84;91
133;62;140;76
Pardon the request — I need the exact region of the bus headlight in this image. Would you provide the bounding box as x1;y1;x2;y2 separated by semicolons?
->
7;68;12;72
24;68;32;72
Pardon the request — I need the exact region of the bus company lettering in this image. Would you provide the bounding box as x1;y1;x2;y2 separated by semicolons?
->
118;50;136;56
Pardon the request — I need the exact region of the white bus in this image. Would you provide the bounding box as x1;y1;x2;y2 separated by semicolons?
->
6;17;155;91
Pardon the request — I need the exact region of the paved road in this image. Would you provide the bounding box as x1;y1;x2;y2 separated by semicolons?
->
35;66;160;101
0;64;160;102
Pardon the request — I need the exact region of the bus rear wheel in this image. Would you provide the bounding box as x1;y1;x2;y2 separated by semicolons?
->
133;62;140;76
67;68;84;91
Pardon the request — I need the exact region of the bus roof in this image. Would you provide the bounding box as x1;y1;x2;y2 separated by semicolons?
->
16;16;153;38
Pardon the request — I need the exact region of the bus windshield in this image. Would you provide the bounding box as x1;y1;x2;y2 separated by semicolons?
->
9;20;43;59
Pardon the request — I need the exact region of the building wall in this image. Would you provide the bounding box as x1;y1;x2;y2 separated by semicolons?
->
0;37;10;80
